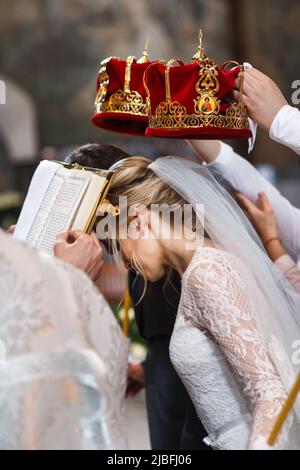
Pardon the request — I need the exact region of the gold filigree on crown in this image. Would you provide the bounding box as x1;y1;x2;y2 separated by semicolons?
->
100;89;146;115
149;100;249;130
147;31;250;131
94;53;148;117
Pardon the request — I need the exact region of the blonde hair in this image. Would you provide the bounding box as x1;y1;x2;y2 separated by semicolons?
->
108;156;187;210
104;156;195;297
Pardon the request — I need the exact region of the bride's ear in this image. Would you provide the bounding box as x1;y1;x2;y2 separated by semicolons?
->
127;206;149;239
135;209;149;238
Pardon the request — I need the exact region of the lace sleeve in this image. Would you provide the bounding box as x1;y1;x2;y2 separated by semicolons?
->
183;250;291;449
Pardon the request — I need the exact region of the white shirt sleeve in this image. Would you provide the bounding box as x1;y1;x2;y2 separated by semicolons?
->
269;105;300;156
205;142;300;260
275;254;300;295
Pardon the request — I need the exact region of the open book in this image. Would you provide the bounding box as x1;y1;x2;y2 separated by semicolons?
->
14;160;110;254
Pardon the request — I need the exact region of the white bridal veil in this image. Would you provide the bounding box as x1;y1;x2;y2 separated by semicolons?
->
150;156;300;445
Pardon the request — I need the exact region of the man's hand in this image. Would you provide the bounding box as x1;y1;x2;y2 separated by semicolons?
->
7;225;16;234
54;230;103;281
126;362;145;398
234;68;288;131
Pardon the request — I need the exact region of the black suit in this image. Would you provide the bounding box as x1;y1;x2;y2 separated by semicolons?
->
128;270;208;450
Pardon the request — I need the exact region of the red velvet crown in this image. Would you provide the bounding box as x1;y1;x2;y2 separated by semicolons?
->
91;32;252;140
91;53;151;136
144;56;252;140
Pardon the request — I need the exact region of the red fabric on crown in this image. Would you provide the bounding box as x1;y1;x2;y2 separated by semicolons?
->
91;58;150;136
144;61;252;140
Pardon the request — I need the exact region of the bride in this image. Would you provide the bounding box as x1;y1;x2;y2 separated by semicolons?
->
98;155;300;450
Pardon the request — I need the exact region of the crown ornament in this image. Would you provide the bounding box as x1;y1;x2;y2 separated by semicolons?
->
96;56;147;117
97;198;120;217
192;29;205;61
91;41;151;136
144;30;251;140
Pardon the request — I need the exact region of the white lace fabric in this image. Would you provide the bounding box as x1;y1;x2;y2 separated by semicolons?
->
0;230;129;450
170;246;291;450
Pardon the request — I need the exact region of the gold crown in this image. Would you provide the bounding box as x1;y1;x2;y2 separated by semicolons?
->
94;40;150;118
145;30;250;136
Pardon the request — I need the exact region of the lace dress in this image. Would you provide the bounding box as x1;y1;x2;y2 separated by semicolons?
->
170;246;291;450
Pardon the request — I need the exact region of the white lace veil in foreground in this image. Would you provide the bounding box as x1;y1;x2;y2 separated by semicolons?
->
0;230;128;450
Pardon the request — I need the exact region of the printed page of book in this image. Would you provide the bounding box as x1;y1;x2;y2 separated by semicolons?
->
28;167;91;254
14;160;61;242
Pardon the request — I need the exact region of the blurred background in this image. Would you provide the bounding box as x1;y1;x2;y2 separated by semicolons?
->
1;0;300;227
0;0;299;448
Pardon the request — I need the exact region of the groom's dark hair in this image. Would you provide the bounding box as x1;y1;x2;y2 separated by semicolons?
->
65;143;131;171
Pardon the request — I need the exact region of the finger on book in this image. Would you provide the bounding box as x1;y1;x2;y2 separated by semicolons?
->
67;230;85;242
56;231;70;243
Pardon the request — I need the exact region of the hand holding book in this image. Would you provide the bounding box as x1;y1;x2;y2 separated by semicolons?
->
12;160;111;280
14;160;110;254
54;230;104;281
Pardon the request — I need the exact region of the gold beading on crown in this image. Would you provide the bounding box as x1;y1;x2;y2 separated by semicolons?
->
95;55;147;117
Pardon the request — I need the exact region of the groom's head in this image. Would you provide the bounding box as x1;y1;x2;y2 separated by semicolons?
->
65;143;131;170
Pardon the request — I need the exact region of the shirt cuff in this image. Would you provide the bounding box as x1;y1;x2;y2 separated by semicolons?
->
269;105;300;147
274;254;297;274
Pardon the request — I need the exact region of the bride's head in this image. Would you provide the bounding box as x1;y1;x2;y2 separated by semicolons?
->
98;156;198;281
